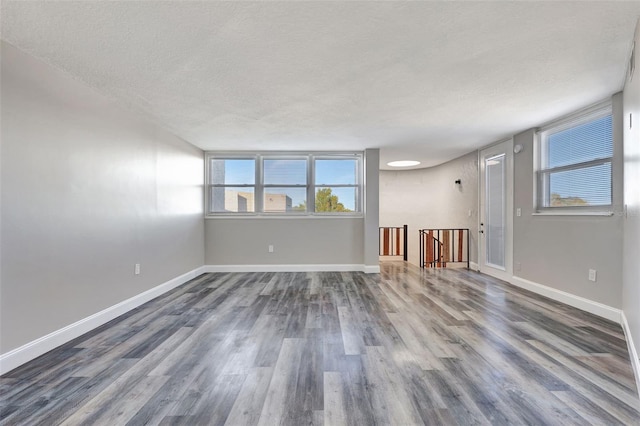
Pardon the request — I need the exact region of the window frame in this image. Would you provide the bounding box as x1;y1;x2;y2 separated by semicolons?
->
261;155;309;215
205;152;363;217
535;102;614;214
312;155;362;216
206;154;259;215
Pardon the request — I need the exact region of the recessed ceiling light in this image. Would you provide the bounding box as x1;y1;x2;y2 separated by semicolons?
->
387;160;421;167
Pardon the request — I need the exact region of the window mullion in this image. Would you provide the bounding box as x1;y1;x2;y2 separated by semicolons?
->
256;155;263;213
308;155;315;213
540;157;612;175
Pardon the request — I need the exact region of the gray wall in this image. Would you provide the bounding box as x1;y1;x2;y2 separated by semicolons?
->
363;148;380;268
205;218;363;265
204;149;379;268
623;23;640;363
379;152;479;266
512;94;625;309
0;42;205;353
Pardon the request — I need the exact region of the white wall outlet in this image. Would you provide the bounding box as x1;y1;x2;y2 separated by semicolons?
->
588;269;597;282
134;263;141;275
268;245;274;253
516;208;522;217
468;209;472;217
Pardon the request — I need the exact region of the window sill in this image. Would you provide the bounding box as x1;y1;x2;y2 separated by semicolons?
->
532;211;614;217
205;214;364;220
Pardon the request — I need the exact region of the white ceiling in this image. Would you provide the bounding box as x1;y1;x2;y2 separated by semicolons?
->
2;1;639;169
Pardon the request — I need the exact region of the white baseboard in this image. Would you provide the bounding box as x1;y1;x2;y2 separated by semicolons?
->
204;264;379;273
510;275;622;323
469;261;479;271
0;266;207;376
621;312;640;397
363;265;381;274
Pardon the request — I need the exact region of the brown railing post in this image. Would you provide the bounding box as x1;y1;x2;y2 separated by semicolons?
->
467;229;470;269
419;230;423;268
403;224;408;261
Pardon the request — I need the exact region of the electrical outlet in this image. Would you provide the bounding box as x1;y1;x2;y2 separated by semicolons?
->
134;263;141;275
588;269;597;282
516;208;521;217
268;245;274;253
468;209;472;217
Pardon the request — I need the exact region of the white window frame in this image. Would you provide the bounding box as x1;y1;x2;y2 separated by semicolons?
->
262;154;309;215
206;154;258;215
205;152;363;217
535;102;613;214
312;155;362;216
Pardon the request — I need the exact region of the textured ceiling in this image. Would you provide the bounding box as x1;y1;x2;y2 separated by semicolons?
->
2;2;639;169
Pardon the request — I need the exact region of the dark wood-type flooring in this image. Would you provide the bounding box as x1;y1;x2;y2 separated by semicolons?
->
1;263;639;425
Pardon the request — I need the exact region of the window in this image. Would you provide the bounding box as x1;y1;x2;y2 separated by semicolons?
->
263;157;307;213
314;158;359;213
209;158;256;213
205;153;362;216
536;103;613;211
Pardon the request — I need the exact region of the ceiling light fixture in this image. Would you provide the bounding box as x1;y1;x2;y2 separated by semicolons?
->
387;160;421;167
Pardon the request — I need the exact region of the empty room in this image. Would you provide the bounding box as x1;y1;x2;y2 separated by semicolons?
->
1;1;640;425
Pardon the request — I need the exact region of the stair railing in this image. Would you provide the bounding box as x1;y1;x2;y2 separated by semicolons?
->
419;228;469;269
379;225;408;261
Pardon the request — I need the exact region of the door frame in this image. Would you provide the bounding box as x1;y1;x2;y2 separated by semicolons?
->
478;139;514;282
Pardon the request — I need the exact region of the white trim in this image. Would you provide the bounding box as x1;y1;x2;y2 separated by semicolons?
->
510;275;622;323
531;211;614;217
621;312;640;398
204;264;379;274
0;266;207;376
205;214;364;220
537;99;612;133
363;265;381;274
470;261;480;271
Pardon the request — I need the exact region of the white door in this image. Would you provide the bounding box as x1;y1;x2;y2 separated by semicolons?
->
479;139;513;282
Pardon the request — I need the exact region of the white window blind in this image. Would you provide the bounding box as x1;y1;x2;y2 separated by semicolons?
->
537;105;613;209
486;154;505;268
263;158;308;213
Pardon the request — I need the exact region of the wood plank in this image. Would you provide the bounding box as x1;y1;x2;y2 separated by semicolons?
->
443;229;450;265
323;372;347;426
426;230;433;265
224;367;274;426
361;345;425;425
383;228;390;256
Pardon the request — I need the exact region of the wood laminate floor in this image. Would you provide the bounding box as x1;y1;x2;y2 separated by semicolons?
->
1;263;639;425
